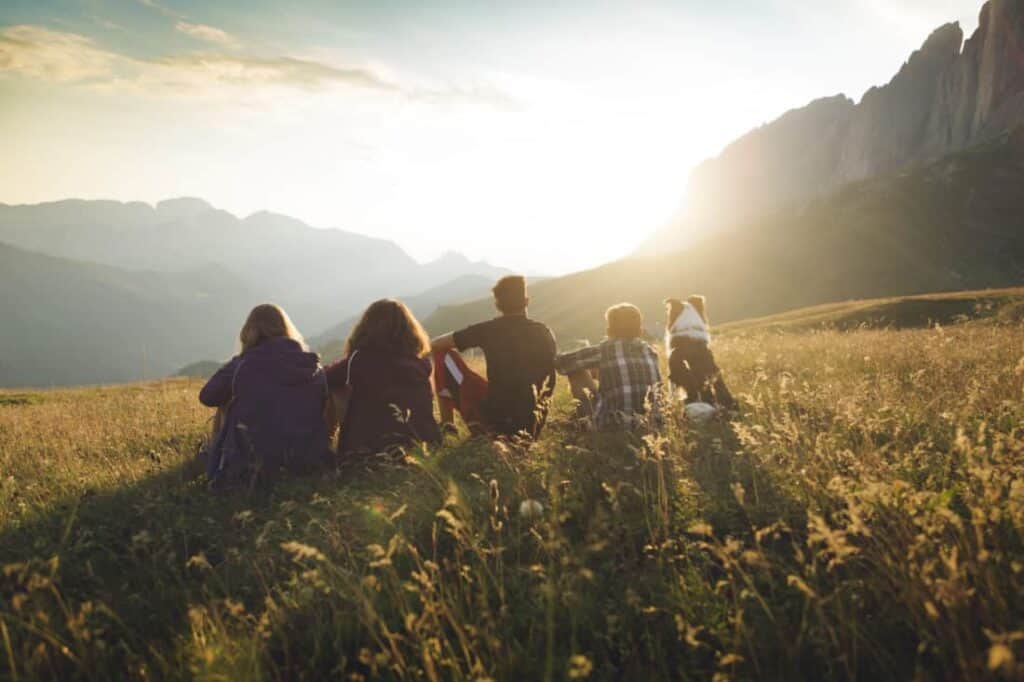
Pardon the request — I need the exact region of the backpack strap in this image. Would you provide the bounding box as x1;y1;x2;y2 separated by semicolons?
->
346;350;359;386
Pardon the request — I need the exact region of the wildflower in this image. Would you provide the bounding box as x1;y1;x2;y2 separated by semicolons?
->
185;553;212;571
567;654;593;679
280;541;326;563
987;644;1014;672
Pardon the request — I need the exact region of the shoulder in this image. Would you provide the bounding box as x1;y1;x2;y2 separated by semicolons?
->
453;318;500;348
528;318;557;342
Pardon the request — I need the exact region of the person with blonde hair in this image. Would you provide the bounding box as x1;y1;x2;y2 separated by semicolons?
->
555;303;662;429
665;295;736;409
325;299;440;456
199;304;332;485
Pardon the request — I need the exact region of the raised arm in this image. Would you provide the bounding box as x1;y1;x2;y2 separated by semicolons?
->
554;345;600;376
430;333;457;353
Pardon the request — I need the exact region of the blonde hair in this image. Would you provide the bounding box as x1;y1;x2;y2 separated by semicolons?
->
605;303;644;339
239;303;306;352
345;299;431;358
687;295;708;324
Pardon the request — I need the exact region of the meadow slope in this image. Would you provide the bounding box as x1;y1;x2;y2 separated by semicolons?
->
1;315;1023;680
424;131;1024;344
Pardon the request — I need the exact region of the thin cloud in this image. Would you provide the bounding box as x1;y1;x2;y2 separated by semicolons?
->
149;53;399;92
175;21;238;48
0;25;116;82
135;0;181;19
0;25;517;108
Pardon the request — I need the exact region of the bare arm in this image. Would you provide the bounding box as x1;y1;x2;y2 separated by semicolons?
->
431;333;456;353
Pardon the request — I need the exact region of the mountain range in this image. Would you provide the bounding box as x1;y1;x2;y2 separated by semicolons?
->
642;0;1024;254
427;0;1024;342
5;0;1022;387
0;200;509;386
0;199;509;334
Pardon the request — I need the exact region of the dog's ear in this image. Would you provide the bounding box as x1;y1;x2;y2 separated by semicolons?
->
664;298;684;327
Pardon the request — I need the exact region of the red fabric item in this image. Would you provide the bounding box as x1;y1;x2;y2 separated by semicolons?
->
432;350;489;427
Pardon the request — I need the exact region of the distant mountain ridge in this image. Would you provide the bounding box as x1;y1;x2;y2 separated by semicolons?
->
644;0;1024;252
0;198;511;335
0;198;514;387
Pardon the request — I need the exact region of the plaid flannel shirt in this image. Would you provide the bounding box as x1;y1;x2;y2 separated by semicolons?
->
556;338;662;428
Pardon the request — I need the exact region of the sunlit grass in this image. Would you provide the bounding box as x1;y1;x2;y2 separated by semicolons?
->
1;320;1023;680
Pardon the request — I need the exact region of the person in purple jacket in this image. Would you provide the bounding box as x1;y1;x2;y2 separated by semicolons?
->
199;303;332;485
325;299;441;457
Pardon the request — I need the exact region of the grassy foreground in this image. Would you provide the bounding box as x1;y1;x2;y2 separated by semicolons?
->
2;321;1023;680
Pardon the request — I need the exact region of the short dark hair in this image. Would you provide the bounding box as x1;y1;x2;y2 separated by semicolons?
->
493;275;528;314
606;303;643;339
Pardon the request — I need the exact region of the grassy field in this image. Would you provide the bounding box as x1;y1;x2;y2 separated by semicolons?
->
2;309;1023;680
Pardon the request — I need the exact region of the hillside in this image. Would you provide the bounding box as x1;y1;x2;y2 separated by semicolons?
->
0;242;253;387
642;0;1024;252
0;199;510;334
425;130;1024;344
2;311;1022;680
718;287;1024;333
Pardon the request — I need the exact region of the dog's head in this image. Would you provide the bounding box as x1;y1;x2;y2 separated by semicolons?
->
664;298;685;329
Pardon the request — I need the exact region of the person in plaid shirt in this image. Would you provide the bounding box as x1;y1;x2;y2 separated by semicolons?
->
555;303;663;429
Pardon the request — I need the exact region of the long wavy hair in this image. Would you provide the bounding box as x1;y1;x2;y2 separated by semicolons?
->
344;299;430;358
239;303;306;352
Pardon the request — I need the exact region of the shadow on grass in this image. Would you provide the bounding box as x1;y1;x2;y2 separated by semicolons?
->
1;419;769;681
0;444;437;679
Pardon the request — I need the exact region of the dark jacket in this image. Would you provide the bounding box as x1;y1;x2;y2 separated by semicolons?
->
200;337;330;479
325;350;441;455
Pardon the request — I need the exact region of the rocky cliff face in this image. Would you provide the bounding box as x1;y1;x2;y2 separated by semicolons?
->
654;0;1024;250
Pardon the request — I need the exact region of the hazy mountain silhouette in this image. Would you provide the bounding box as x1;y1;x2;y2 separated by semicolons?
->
0;199;512;386
642;0;1024;253
0;242;254;387
0;199;510;334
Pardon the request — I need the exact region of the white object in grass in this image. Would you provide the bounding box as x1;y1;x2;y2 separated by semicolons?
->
519;499;544;519
684;402;717;423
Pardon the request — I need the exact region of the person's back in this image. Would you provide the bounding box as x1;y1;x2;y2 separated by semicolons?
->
226;337;329;460
455;314;557;436
556;304;662;429
200;305;330;482
432;276;556;438
326;299;441;456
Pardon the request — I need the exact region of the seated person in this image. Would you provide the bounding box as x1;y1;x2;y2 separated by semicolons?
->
431;276;557;439
200;304;332;485
665;295;736;409
555;303;662;429
432;348;489;433
326;299;441;456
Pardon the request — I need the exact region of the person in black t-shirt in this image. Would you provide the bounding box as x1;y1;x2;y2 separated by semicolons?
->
431;276;557;438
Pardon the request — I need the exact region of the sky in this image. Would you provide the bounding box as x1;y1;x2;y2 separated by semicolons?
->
0;0;984;275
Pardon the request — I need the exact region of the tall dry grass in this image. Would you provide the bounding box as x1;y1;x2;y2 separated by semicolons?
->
1;322;1022;680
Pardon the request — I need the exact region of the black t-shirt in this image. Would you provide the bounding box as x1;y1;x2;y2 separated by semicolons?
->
453;314;557;437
